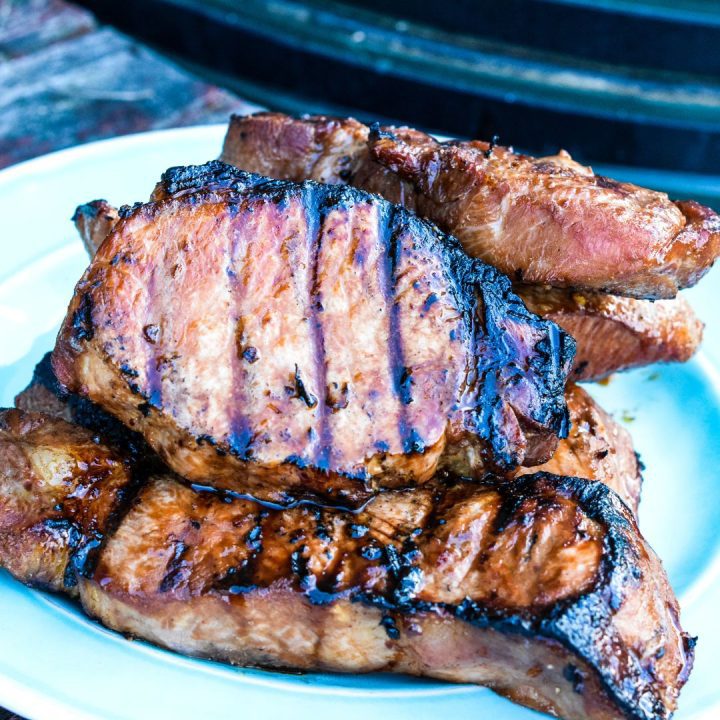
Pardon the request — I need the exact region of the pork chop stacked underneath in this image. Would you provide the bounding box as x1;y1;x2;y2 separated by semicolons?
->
0;409;694;720
220;112;716;379
53;162;574;507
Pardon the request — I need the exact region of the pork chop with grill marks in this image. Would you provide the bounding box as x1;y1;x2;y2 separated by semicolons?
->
0;409;694;720
221;113;720;300
53;162;574;508
74;193;703;383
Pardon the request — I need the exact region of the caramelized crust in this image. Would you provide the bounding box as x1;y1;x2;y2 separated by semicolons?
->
0;410;694;720
53;163;574;507
222;113;720;300
516;286;704;381
519;384;641;515
0;409;135;593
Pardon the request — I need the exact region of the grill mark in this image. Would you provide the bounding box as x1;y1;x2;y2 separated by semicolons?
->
381;207;415;454
144;262;162;410
306;188;331;472
158;538;189;593
136;219;164;412
461;273;502;458
227;204;254;459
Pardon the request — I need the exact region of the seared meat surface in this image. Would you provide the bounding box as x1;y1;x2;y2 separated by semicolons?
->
0;409;694;720
0;409;136;593
222;113;720;299
516;286;703;381
519;384;641;515
53;162;574;507
72;200;119;257
73;196;703;383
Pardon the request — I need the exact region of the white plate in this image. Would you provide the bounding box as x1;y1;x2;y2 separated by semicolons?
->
0;126;719;720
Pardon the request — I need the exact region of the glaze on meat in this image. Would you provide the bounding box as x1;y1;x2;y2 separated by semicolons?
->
0;410;694;720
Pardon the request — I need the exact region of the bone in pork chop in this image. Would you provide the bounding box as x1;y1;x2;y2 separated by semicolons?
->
221;113;720;300
0;409;694;720
53;162;574;507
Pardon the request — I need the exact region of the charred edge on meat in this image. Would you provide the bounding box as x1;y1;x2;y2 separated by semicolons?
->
147;163;574;470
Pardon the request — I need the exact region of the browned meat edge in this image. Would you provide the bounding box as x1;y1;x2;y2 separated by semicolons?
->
515;285;704;381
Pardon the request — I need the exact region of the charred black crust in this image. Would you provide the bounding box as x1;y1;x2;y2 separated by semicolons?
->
368;122;394;144
456;474;662;720
71;199;109;224
70;292;95;345
63;470;145;588
156;160;262;198
186;471;679;720
118;202;143;220
26;351;69;401
20;353;161;469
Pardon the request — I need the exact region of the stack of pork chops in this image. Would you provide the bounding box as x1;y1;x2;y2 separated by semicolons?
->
3;113;719;720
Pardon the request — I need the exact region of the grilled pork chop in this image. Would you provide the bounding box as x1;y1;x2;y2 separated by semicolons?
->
18;354;642;515
0;409;693;720
221;113;720;299
73;196;703;383
53;162;574;507
516;286;704;381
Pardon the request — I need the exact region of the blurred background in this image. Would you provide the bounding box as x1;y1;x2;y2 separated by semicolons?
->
2;0;719;205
